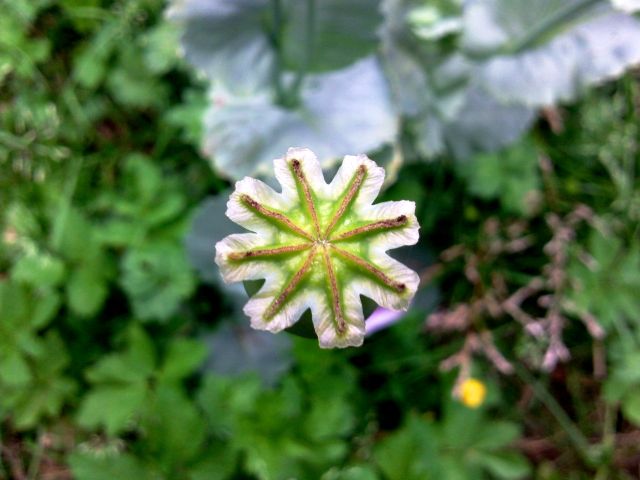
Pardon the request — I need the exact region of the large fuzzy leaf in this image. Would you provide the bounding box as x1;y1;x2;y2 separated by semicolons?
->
441;87;536;160
381;1;535;159
204;57;397;180
203;322;292;386
462;0;597;55
169;0;383;94
463;0;640;106
281;0;382;73
167;0;273;93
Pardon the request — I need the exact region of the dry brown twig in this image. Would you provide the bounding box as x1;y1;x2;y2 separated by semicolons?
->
425;206;605;378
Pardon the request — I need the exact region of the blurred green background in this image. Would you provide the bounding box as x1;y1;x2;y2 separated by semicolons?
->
1;0;640;479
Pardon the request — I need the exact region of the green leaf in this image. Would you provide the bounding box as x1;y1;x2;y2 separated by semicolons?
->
120;243;196;321
12;250;66;288
197;372;354;479
0;351;32;386
77;384;147;436
85;327;155;384
474;421;522;450
188;445;238;480
107;45;169;109
141;22;181;74
622;387;640;426
455;137;541;215
589;230;620;269
31;290;62;328
9;375;76;430
324;465;380;480
4;202;41;239
163;88;207;146
94;219;143;248
144;192;186;227
69;451;152;480
5;333;76;430
159;338;208;382
474;451;531;480
72;21;120;89
66;266;108;317
204;56;396;180
54;208;96;262
373;414;440;480
125;154;163;204
59;0;101;31
0;280;28;325
141;384;207;466
567;231;640;332
440;401;484;450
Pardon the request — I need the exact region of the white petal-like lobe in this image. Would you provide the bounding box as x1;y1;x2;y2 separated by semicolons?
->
214;149;421;348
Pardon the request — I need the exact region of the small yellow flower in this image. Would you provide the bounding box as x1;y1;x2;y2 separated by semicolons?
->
459;378;487;408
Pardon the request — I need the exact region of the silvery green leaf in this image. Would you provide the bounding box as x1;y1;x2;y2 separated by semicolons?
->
463;0;640;106
185;194;247;310
380;41;431;117
380;0;442;117
380;0;537;160
282;0;382;73
413;114;447;158
383;0;518;160
204;57;397;180
167;0;273;93
411;84;535;160
442;87;536;159
462;0;597;56
203;321;292;386
185;194;241;285
611;0;640;12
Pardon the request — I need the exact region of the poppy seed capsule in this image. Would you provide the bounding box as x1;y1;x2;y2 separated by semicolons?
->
215;147;420;348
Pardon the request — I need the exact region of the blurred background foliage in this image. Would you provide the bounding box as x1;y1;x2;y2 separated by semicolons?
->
1;0;640;478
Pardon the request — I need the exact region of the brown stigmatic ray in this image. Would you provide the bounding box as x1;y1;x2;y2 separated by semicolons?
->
264;247;317;320
240;194;313;240
323;164;367;238
330;245;406;293
290;159;322;238
227;243;312;261
332;215;408;242
321;246;347;334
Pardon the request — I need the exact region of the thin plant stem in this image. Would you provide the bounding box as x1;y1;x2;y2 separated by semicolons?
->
0;425;8;479
594;403;616;480
50;156;84;251
290;0;315;99
26;429;44;480
270;0;286;104
515;365;596;465
509;0;600;54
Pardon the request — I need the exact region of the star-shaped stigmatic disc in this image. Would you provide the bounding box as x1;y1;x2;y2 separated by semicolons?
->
215;148;420;348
